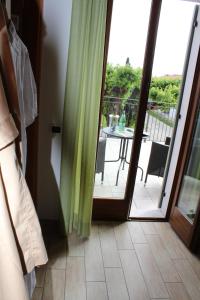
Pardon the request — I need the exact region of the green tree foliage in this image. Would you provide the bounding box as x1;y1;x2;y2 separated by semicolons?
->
104;64;142;98
105;64;181;106
103;63;181;127
149;84;180;111
151;77;181;90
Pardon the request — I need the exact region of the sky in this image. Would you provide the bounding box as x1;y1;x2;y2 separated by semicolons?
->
107;0;197;76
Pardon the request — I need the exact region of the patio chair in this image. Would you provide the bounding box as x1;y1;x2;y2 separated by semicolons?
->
144;141;169;185
95;137;106;183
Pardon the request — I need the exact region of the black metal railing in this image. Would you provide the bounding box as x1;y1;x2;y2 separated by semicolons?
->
101;96;177;142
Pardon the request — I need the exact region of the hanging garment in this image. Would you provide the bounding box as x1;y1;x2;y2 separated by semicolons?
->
9;21;37;173
0;165;29;300
8;21;38;298
0;72;47;300
0;73;47;300
0;72;28;300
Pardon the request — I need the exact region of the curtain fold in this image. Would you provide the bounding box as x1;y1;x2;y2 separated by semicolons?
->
60;0;108;237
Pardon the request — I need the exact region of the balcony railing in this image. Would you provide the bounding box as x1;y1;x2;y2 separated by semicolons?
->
101;96;177;142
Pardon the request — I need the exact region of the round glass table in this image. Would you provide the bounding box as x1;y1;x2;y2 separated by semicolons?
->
103;127;148;185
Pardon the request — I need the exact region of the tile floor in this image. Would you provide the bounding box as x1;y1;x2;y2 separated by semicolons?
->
94;139;164;217
33;222;200;300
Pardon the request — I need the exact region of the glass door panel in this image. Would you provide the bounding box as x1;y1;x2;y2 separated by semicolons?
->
130;0;196;217
177;104;200;223
93;0;151;199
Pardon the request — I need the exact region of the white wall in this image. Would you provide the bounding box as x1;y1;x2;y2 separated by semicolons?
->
37;0;72;219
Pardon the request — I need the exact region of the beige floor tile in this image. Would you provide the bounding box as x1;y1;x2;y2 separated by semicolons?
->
105;268;129;300
65;257;86;300
141;222;157;235
99;224;121;267
47;239;67;269
114;222;134;250
43;269;65;300
32;288;43;300
119;250;149;300
85;225;105;281
67;232;85;257
175;238;200;280
174;259;200;300
128;222;147;244
146;235;181;282
135;243;169;299
166;283;191;300
36;266;46;287
87;282;108;300
153;222;186;259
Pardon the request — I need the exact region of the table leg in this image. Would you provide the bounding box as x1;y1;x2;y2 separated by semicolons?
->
137;166;144;181
123;139;129;170
116;159;124;186
105;139;123;163
116;139;127;186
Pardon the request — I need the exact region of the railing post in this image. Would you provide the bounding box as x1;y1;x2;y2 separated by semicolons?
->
145;109;150;132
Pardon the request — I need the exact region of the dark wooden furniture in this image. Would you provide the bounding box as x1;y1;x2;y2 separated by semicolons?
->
144;142;169;185
96;137;107;183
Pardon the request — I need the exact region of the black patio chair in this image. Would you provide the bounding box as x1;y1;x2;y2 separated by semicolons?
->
144;141;169;185
95;137;106;183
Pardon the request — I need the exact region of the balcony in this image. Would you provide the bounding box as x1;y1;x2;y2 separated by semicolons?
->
93;97;176;216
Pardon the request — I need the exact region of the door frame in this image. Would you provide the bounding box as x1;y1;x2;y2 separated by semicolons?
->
93;0;162;220
169;46;200;250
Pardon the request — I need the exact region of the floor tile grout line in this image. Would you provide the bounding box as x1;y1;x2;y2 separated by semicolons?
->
116;222;135;250
118;249;132;300
127;221;136;246
83;245;88;300
97;224;109;300
132;245;153;300
135;242;170;299
173;257;200;296
173;238;200;280
64;265;67;300
86;280;107;282
145;239;171;297
145;234;183;284
127;221;148;245
40;286;44;300
181;257;200;282
64;238;68;300
41;265;48;300
162;233;186;261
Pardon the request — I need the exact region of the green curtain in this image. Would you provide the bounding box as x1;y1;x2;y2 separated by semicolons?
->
60;0;108;237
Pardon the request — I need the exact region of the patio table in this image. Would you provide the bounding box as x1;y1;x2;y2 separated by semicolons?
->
103;127;148;185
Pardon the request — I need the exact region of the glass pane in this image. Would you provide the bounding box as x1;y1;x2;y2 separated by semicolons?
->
130;0;196;217
93;0;151;199
177;104;200;223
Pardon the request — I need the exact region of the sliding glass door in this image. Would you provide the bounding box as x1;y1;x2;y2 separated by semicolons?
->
130;0;197;218
93;0;199;220
93;0;161;220
177;107;200;223
93;0;151;201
